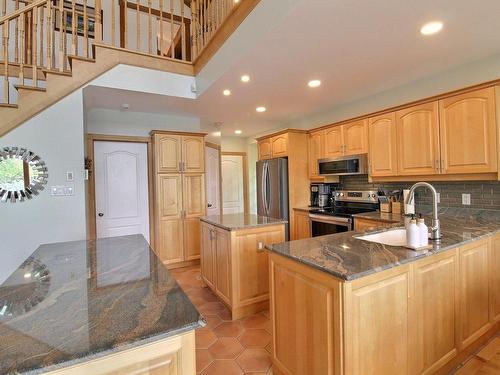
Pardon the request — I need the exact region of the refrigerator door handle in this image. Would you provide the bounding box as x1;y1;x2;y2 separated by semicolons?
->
262;161;268;216
265;162;271;215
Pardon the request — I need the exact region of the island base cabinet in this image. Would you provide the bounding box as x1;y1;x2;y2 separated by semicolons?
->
269;237;499;375
45;331;196;375
201;222;285;320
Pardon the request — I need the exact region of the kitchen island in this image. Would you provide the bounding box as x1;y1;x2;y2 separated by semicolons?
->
200;214;286;320
266;208;500;375
0;235;203;375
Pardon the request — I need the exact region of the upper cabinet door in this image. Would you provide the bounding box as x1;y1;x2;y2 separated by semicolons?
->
324;126;344;158
396;102;440;176
309;130;324;178
368;113;398;176
258;139;272;160
271;134;289;157
183;173;206;217
182;136;205;173
156;134;182;173
439;87;497;174
344;120;368;155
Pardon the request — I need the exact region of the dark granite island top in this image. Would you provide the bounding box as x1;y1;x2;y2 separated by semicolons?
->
201;214;287;231
0;235;203;375
267;208;500;281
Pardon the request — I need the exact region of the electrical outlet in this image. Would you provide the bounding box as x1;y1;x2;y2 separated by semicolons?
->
462;193;471;205
436;193;440;203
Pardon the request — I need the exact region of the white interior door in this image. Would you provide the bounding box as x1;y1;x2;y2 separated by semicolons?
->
205;146;221;216
94;141;150;243
221;155;244;214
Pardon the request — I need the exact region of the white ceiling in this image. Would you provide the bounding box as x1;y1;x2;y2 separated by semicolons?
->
84;0;500;138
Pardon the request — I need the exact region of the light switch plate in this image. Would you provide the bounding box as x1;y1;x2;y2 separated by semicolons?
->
462;193;471;205
51;185;74;196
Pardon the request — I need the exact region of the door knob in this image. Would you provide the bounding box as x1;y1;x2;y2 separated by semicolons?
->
208;203;213;208
98;213;104;217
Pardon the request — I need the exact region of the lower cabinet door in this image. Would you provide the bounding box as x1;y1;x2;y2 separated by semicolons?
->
215;228;232;306
157;219;184;264
414;251;458;374
345;267;411;375
458;239;491;349
184;218;201;261
200;223;216;289
293;210;311;240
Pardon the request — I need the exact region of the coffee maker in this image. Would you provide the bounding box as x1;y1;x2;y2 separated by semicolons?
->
310;184;333;208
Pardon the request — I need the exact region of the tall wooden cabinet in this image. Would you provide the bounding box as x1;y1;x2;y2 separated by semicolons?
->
151;131;206;267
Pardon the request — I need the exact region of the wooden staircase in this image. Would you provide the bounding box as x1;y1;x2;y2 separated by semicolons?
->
0;0;260;137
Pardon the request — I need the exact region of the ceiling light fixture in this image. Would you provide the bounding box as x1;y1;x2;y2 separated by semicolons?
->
256;106;266;113
223;89;231;96
234;130;242;135
308;79;321;88
241;75;250;83
420;21;443;36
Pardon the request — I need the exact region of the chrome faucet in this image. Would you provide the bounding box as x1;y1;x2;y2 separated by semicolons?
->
405;182;442;240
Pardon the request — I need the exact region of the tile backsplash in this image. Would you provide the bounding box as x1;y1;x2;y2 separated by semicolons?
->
339;175;500;210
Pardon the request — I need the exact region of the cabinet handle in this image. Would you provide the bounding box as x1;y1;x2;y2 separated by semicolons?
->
178;161;182;171
435;159;440;172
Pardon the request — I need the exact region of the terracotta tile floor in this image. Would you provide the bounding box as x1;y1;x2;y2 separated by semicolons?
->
453;336;500;374
170;266;273;375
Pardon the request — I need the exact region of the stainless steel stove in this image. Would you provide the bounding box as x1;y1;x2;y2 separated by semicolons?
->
309;190;379;237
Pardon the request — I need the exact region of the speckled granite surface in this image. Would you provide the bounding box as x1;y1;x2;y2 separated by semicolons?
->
0;235;203;375
268;208;500;281
201;214;287;231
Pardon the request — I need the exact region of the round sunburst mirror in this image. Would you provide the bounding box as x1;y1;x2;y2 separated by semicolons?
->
0;147;48;203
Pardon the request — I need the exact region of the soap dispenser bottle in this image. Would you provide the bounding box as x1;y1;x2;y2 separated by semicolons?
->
417;214;429;247
406;215;420;248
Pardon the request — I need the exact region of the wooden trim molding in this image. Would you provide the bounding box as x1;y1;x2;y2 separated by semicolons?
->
205;141;221;150
85;134;154;242
150;130;208;137
205;141;223;215
221;151;249;214
255;128;308;141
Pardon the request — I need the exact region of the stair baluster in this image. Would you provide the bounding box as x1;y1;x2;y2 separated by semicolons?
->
31;5;36;83
3;19;8;103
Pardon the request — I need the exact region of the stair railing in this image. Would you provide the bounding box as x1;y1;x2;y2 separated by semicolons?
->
0;0;102;105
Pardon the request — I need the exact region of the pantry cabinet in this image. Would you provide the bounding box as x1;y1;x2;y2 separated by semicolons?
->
308;130;324;178
152;131;206;268
396;102;440;176
368;112;398;177
439;87;498;174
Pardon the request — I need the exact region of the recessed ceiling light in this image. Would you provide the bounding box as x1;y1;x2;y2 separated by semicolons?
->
241;75;250;83
212;131;221;137
223;89;231;96
420;21;443;36
308;79;321;88
234;130;242;135
256;106;266;113
121;103;130;110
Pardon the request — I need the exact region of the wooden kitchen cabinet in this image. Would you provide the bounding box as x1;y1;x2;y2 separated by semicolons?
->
396;101;440;176
308;130;324;179
258;138;272;159
354;217;395;231
343;119;368;155
490;234;500;322
201;221;285;319
413;251;458;374
271;134;289;157
152;131;206;268
439;87;497;174
368;112;398;176
324;126;344;158
458;238;491;349
293;209;311;239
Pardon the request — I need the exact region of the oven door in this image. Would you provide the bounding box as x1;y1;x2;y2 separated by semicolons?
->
309;214;352;237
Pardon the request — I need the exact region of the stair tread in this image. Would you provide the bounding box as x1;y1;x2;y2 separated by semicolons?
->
14;84;46;92
67;54;96;63
0;103;18;108
41;68;72;77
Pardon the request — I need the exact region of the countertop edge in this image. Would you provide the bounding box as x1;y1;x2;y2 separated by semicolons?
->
22;320;204;375
200;217;287;231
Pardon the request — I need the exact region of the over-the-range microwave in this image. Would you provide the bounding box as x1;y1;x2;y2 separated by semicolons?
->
318;154;368;176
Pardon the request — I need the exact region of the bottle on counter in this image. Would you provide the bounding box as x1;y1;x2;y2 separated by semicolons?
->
417;214;429;247
406;215;420;248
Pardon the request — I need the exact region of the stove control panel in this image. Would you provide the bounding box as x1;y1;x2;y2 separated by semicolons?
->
334;190;379;203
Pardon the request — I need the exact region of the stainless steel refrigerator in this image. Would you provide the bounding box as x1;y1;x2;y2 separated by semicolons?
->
256;158;289;240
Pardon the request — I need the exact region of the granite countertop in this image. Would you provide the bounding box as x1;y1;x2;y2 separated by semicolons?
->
0;235;203;375
267;207;500;281
353;210;405;223
201;214;287;231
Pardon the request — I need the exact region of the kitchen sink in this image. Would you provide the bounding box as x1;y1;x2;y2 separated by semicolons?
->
355;228;408;247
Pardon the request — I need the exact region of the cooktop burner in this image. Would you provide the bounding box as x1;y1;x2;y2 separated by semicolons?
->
310;206;377;218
